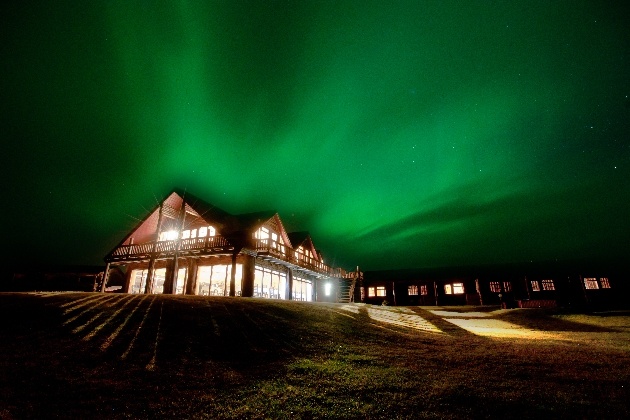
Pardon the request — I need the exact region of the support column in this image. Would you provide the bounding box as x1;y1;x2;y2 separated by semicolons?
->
241;255;255;297
163;259;175;295
145;202;165;294
123;266;134;294
434;281;439;306
165;199;187;295
286;267;293;300
229;253;237;297
100;262;111;292
145;258;156;294
185;258;198;295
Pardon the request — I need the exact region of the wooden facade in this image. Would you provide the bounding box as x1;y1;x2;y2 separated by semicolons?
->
101;190;360;303
363;264;627;310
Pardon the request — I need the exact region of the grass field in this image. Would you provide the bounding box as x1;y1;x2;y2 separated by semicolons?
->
0;292;628;419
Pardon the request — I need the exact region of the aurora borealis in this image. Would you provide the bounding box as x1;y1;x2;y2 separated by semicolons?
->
2;1;629;270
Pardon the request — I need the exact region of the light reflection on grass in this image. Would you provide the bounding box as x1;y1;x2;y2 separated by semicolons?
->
366;306;442;333
443;318;553;339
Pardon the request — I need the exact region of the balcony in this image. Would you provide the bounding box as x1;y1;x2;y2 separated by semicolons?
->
108;235;233;262
255;239;333;277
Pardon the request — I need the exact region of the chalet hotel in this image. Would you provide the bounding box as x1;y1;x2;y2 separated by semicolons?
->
101;189;360;303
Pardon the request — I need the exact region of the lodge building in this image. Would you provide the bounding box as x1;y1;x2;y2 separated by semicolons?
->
100;189;360;303
362;263;625;310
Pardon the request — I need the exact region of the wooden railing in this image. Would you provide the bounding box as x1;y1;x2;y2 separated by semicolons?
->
255;239;333;276
109;235;233;260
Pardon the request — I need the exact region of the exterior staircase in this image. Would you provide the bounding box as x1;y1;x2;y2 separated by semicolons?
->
337;268;362;303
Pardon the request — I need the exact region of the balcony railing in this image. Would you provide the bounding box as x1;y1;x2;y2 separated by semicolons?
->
109;235;233;261
255;239;333;276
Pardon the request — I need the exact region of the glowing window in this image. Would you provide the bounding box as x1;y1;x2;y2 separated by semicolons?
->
256;227;270;239
408;285;418;296
420;285;428;295
542;279;555;291
600;278;611;288
182;230;190;239
584;278;599;289
503;282;512;292
531;281;540;292
453;283;464;294
324;283;332;296
444;284;452;295
368;287;376;297
376;286;386;297
159;230;178;241
489;282;501;293
198;227;207;237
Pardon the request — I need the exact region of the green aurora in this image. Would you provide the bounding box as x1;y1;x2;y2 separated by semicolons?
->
2;1;629;270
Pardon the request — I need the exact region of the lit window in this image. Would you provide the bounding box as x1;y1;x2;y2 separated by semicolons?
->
368;287;376;297
182;230;190;239
453;283;464;294
256;227;270;240
190;229;197;238
420;285;428;295
600;278;611;288
542;279;555;291
444;284;452;295
489;282;501;293
198;226;207;237
160;230;178;241
208;226;216;236
584;278;599;290
408;285;418;296
376;286;386;297
503;282;512;292
531;281;540;292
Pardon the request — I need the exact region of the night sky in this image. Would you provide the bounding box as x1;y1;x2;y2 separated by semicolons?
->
2;1;629;271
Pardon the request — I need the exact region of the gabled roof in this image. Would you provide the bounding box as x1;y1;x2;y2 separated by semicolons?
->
231;210;277;235
287;231;309;247
288;231;319;261
106;188;326;259
173;188;232;230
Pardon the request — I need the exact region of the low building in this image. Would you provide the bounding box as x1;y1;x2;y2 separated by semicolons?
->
363;262;627;310
101;189;360;302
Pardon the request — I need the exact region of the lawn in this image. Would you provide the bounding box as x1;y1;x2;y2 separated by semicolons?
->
0;293;628;419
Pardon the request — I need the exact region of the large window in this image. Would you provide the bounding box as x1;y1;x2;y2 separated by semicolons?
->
531;281;540;292
376;286;386;297
420;285;428;295
584;278;599;290
293;276;313;301
130;269;147;294
489;282;501;293
197;264;242;296
253;266;287;299
444;284;452;295
255;226;285;254
503;282;512;292
600;278;611;289
408;285;418;296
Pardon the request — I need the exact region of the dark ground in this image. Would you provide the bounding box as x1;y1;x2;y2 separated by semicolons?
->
0;292;628;419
